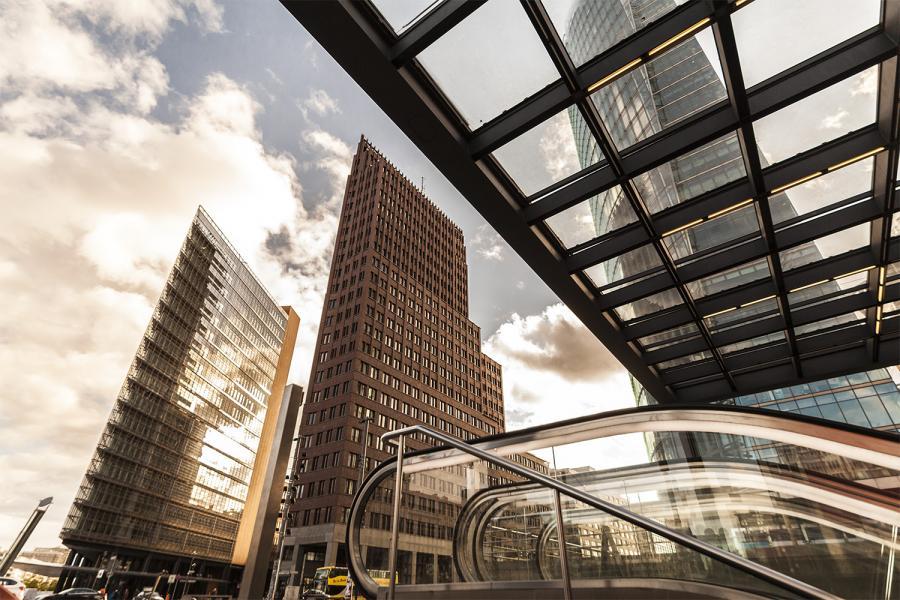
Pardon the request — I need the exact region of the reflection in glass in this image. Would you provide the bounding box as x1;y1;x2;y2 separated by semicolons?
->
639;132;747;213
544;186;632;248
663;202;759;264
686;257;770;300
613;287;683;322
779;223;870;271
545;0;685;67
705;297;780;334
770;158;874;224
733;0;882;88
493;108;602;196
638;322;700;352
417;0;559;128
591;28;726;151
753;67;878;165
582;244;663;289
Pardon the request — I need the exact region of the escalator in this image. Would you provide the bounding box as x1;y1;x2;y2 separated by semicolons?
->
346;406;900;599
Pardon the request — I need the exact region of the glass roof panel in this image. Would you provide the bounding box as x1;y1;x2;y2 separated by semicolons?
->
705;297;780;333
583;243;663;290
787;267;872;308
416;0;560;129
591;27;726;151
686;257;771;300
637;131;747;213
733;0;882;88
545;0;686;68
779;223;871;271
663;202;759;263
769;158;874;225
656;350;711;370
795;311;866;338
492;107;602;196
614;287;683;322
719;331;786;356
753;67;878;165
370;0;441;35
638;322;700;351
544;186;634;249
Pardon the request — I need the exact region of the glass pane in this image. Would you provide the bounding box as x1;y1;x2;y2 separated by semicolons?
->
705;297;779;333
686;257;771;300
638;322;700;351
656;350;712;370
613;287;683;322
788;268;872;308
795;311;866;338
664;202;759;263
779;223;871;271
591;27;726;150
638;131;746;214
545;0;685;67
719;330;785;355
769;158;874;224
544;186;630;248
370;0;441;35
417;0;560;129
583;244;663;289
754;67;878;165
891;211;900;237
492;107;602;196
733;0;882;88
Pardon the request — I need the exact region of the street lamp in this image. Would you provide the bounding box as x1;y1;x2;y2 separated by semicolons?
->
357;415;374;488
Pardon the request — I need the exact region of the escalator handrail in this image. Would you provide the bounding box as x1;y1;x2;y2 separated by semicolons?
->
381;424;838;600
392;406;900;474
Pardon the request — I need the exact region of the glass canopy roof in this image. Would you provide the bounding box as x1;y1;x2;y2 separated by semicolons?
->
284;0;900;403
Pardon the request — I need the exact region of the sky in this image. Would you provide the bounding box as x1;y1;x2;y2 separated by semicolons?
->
0;0;639;550
0;0;886;551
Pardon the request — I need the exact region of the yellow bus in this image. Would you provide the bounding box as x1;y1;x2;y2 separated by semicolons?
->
303;566;394;599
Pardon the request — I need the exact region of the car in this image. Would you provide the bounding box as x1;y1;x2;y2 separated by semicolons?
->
41;589;102;600
0;578;26;600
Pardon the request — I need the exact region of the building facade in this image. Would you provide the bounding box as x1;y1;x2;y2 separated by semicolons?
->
58;207;300;596
563;0;900;434
279;137;542;590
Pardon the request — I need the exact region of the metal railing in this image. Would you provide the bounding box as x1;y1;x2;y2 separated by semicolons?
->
380;424;837;600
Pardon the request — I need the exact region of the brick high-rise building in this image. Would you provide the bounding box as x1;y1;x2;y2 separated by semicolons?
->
279;137;537;589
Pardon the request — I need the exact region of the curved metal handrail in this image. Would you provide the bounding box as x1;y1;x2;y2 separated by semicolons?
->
455;460;900;584
393;407;900;475
379;424;837;600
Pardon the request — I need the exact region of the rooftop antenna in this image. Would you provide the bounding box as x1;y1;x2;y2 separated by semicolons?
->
420;176;425;194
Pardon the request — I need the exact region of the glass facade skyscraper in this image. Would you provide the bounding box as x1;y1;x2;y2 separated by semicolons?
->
58;208;299;594
562;0;900;436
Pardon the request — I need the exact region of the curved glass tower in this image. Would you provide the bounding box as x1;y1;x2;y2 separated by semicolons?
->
58;208;299;594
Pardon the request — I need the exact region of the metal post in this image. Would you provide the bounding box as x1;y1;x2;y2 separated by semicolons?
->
0;497;52;575
358;416;373;487
387;436;405;600
552;491;573;600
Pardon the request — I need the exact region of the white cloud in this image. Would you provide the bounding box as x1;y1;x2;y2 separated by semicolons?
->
850;67;878;97
300;88;341;120
820;108;849;130
0;2;345;549
539;111;581;183
470;224;506;262
484;303;647;471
